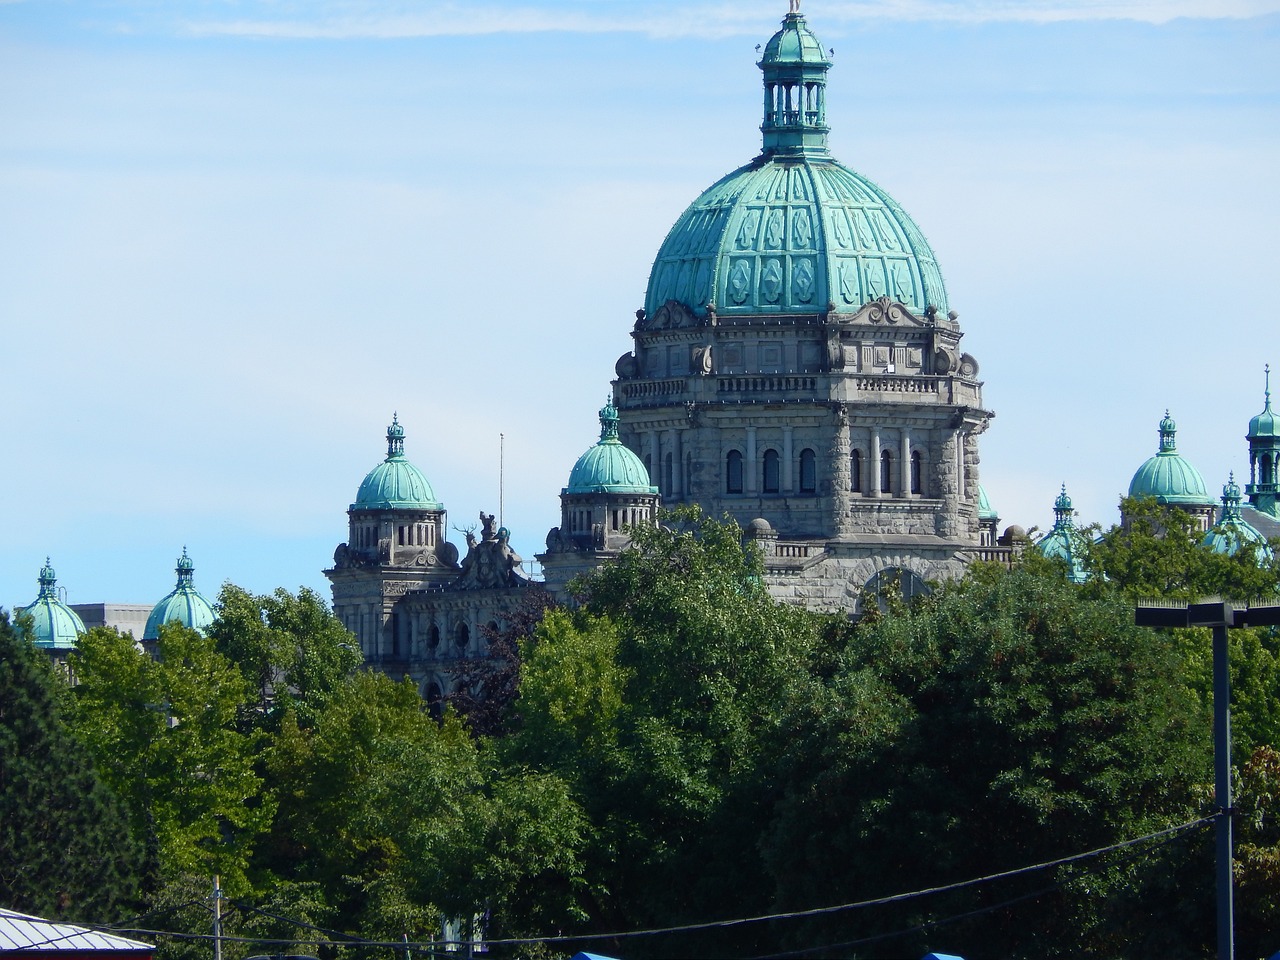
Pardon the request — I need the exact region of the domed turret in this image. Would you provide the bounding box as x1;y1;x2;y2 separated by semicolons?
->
643;4;948;320
144;548;216;641
1128;411;1213;506
1204;473;1273;561
353;415;443;511
19;559;86;651
1036;485;1089;583
1247;366;1280;518
566;401;659;495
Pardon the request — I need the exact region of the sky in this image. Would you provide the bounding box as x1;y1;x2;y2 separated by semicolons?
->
2;0;1279;611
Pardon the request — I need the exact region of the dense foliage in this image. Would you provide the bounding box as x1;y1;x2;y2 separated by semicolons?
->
4;503;1280;958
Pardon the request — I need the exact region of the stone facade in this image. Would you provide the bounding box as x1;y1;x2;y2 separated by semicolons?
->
615;297;992;613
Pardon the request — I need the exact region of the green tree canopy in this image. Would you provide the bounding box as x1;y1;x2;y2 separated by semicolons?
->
0;611;146;921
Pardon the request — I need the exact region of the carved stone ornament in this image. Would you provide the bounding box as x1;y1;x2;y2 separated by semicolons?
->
934;346;956;375
959;352;979;378
452;515;531;590
615;352;639;380
692;344;713;375
826;330;845;371
641;300;700;331
851;296;923;327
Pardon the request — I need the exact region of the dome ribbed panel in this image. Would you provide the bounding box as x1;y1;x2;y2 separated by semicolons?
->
566;442;657;495
21;598;85;649
1128;453;1213;505
646;158;947;319
352;457;443;511
144;587;216;641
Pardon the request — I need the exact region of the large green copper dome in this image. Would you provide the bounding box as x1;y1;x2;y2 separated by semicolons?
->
19;559;85;650
645;7;947;320
566;401;658;495
1128;412;1213;506
353;416;443;512
144;549;216;641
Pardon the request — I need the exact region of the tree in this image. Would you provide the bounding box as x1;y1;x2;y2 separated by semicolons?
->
0;611;146;920
260;669;587;944
760;562;1214;958
68;623;272;895
1090;496;1280;602
208;585;362;732
507;508;838;955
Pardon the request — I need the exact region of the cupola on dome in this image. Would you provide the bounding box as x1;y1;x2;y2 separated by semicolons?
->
566;401;659;495
1249;366;1279;440
645;4;947;320
144;548;217;641
19;559;86;650
1128;412;1213;506
353;416;443;511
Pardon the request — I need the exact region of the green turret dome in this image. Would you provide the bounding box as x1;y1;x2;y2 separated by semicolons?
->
1204;474;1273;561
19;559;85;650
1249;366;1279;440
144;548;216;641
645;6;947;320
1037;485;1089;583
566;401;659;495
353;416;443;512
1128;411;1213;506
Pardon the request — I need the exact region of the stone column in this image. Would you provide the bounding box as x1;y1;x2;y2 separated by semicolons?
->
938;428;960;538
830;408;851;535
870;426;882;498
648;429;660;487
900;429;911;499
669;428;682;497
746;426;758;495
782;425;794;493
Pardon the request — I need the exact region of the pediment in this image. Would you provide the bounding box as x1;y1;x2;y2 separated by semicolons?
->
843;296;927;327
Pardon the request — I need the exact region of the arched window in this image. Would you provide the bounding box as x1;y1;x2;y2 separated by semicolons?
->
763;449;781;493
910;450;923;495
726;450;744;494
425;681;444;722
862;567;930;615
880;450;893;494
427;623;440;649
454;622;469;651
663;452;674;494
390;613;402;657
851;450;862;493
799;448;817;494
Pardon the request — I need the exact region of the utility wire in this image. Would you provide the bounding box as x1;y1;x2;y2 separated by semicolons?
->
755;816;1211;959
5;816;1212;956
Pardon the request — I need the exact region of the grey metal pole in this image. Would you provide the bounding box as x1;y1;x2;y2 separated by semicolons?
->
213;875;222;960
1212;623;1234;960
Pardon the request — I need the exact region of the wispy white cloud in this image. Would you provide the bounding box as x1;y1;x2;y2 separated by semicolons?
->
176;0;1280;41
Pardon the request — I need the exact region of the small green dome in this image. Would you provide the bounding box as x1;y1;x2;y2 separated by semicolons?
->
1037;485;1089;583
19;558;86;650
1128;411;1213;506
566;401;659;496
1204;473;1273;561
760;7;831;68
144;548;216;641
1249;366;1279;440
353;416;443;512
977;484;998;522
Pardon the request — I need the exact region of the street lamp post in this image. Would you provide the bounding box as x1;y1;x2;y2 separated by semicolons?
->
1135;598;1280;960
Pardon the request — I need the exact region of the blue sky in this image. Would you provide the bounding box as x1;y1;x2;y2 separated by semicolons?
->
3;0;1279;610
